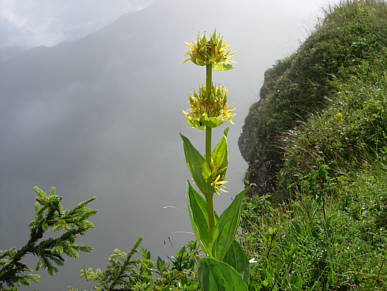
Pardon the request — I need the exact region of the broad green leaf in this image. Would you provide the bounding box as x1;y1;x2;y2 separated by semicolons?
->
213;62;234;71
186;181;213;254
212;135;228;177
181;134;213;195
223;240;250;284
198;257;248;291
211;189;246;260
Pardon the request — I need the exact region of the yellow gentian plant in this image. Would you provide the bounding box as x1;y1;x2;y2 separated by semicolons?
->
181;30;249;290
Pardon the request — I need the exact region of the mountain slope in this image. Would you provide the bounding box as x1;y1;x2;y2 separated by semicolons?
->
239;1;386;289
239;0;386;202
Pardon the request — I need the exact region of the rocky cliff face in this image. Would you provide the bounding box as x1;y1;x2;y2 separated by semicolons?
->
238;55;293;198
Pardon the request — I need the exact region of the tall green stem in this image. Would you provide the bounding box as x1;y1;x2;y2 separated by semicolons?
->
205;64;215;229
205;64;213;167
205;63;213;166
205;127;212;165
206;64;212;100
206;194;215;229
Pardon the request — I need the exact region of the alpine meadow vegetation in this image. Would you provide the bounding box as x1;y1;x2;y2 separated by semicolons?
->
240;0;386;289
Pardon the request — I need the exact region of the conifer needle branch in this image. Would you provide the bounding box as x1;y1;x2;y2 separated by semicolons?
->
107;237;143;291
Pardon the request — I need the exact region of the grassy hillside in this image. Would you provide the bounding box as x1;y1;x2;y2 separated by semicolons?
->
239;0;386;202
241;158;386;289
239;1;386;289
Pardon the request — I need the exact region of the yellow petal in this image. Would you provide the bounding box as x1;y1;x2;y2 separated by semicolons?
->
217;181;228;185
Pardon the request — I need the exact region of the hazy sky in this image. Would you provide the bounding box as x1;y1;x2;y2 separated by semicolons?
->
0;1;341;290
0;0;341;49
0;0;153;48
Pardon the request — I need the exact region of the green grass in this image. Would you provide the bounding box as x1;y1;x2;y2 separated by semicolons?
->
278;51;386;202
241;155;386;290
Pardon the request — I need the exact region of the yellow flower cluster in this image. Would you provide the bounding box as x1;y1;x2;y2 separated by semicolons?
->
211;174;228;195
183;84;235;130
210;157;228;195
184;30;235;67
336;112;343;122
